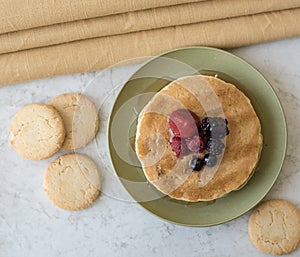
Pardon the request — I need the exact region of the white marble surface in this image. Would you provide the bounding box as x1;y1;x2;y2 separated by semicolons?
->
1;37;300;257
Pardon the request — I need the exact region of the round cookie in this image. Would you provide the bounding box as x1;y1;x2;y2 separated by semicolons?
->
50;93;99;150
10;103;65;160
43;153;101;211
248;199;300;255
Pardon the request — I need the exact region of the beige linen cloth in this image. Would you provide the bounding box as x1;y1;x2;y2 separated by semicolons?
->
0;0;300;86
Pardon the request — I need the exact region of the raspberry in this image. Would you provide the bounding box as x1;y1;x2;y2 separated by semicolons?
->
170;137;189;158
168;109;200;138
186;136;205;153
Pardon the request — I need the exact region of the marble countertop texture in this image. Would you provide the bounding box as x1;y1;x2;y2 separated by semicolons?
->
0;37;300;257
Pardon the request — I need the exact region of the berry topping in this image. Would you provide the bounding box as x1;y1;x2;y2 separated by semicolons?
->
199;117;211;136
189;157;205;171
186;136;205;153
170;136;189;158
206;138;225;156
203;154;218;167
169;111;229;171
169;109;200;138
200;117;229;139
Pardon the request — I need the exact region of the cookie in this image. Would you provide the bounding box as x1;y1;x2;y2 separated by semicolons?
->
50;93;99;150
10;103;65;160
248;199;300;255
43;153;101;211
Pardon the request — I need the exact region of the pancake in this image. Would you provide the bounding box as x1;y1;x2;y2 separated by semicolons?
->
135;75;262;202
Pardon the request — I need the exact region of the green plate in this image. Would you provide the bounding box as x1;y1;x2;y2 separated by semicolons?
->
108;47;287;226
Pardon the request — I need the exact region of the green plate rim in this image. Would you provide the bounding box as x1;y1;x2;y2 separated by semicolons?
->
107;46;287;227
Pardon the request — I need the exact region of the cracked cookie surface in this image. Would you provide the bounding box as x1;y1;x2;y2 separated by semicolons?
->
10;103;65;160
43;153;101;211
248;199;300;256
50;93;99;150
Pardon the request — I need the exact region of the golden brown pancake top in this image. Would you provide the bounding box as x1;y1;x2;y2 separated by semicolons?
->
135;75;262;202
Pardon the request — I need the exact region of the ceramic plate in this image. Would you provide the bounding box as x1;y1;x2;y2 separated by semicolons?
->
108;47;287;226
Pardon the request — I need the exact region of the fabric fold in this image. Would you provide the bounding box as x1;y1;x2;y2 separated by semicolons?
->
1;8;299;86
0;0;206;34
0;0;299;55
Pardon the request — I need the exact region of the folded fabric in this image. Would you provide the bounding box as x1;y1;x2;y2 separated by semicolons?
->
0;0;205;34
1;8;299;86
0;0;299;54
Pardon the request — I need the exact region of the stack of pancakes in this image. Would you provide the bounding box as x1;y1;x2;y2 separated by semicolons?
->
135;75;262;202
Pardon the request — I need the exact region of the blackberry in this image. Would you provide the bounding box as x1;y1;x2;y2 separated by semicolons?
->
206;138;225;156
211;126;229;139
203;154;218;167
200;117;210;130
199;117;211;136
189;157;205;171
200;117;229;139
